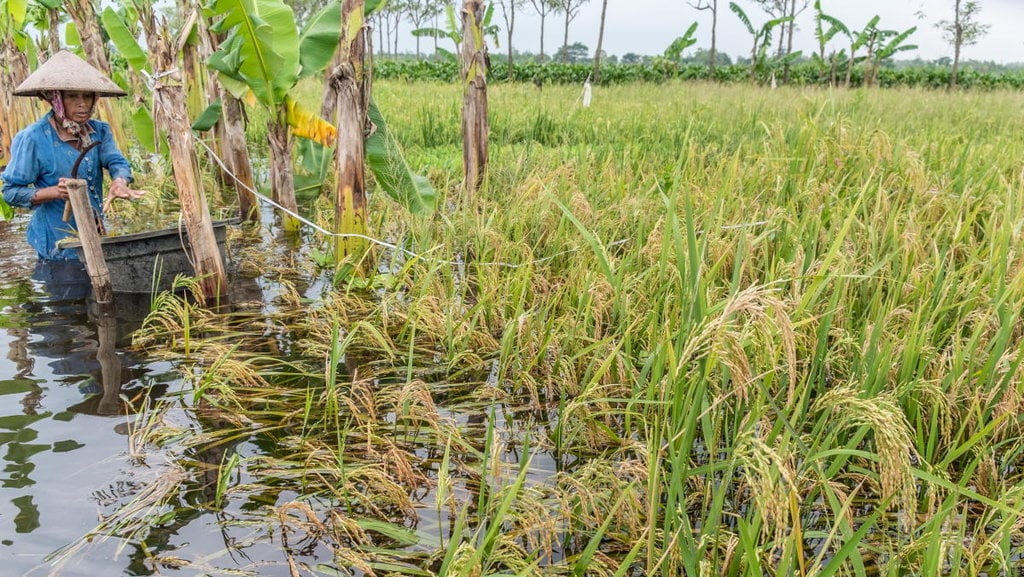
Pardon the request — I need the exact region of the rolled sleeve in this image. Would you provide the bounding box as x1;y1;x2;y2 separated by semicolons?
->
2;132;40;208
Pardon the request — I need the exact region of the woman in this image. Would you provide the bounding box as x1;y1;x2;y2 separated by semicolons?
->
2;50;144;260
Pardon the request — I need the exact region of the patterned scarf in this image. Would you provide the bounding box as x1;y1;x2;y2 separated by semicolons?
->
44;90;93;147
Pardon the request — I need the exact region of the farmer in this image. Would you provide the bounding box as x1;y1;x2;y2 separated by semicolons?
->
1;49;144;261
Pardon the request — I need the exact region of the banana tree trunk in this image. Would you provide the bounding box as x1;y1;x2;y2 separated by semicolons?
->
152;31;228;304
865;37;875;87
178;9;206;121
66;0;125;149
845;46;856;88
0;39;35;163
201;20;257;222
66;0;112;74
268;119;300;232
951;0;962;89
460;0;489;193
223;95;257;221
330;0;369;262
47;8;60;54
783;0;796;83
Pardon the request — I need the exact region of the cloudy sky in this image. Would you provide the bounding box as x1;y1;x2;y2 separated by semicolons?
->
489;0;1024;63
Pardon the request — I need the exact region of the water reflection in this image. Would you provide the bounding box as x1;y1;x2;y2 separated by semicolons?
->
0;255;171;575
17;261;154;424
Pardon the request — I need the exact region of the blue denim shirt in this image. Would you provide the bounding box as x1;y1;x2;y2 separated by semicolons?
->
2;112;133;260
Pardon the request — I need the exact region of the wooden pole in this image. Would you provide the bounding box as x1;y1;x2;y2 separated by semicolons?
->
66;178;113;304
93;302;123;415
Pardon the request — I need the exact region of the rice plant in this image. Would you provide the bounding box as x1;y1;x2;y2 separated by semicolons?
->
89;80;1024;576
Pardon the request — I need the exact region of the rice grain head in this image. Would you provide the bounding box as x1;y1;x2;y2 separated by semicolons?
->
815;385;917;528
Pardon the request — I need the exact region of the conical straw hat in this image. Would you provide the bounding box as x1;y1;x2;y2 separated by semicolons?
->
14;49;126;97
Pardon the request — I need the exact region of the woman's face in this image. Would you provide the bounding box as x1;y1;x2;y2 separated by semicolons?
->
61;91;96;123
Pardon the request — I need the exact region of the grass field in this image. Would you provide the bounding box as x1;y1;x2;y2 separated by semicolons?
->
106;80;1024;576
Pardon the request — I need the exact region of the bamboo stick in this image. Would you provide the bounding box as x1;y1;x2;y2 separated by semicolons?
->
65;178;113;304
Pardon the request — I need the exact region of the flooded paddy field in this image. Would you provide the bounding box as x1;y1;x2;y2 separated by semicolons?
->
5;82;1024;576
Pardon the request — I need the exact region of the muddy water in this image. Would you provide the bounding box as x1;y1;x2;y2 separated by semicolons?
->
1;212;565;576
0;215;311;577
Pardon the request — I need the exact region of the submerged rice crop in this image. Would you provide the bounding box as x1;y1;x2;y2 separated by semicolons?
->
78;81;1024;576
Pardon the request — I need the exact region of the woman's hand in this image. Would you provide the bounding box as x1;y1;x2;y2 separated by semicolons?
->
110;177;145;200
32;179;69;205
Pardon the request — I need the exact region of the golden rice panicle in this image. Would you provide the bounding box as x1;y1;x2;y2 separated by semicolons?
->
815;385;917;527
734;424;797;545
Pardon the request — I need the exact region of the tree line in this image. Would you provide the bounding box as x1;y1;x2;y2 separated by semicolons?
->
286;0;996;89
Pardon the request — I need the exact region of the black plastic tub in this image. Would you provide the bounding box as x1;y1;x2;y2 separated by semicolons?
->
60;219;237;294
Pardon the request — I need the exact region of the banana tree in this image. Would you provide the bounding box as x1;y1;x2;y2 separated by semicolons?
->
413;2;498;62
151;23;228;303
664;22;699;63
729;2;792;84
324;0;437;263
0;0;39;220
841;15;878;88
864;25;916;87
93;4;229;300
211;0;435;264
328;0;368;260
461;0;488;193
651;21;697;80
205;0;338;232
811;0;846;84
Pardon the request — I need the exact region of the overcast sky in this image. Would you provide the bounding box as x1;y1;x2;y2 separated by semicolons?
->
482;0;1024;63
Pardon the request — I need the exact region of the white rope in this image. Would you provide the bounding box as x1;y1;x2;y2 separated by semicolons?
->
192;138;769;269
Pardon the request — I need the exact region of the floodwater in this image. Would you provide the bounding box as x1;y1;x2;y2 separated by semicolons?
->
0;214;321;577
0;211;566;577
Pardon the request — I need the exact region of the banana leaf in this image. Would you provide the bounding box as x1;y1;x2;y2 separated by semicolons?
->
191;100;223;132
206;0;301;108
132;106;166;154
365;100;436;216
294;139;332;200
0;198;13;221
298;0;341;80
100;7;149;73
64;21;80;48
7;0;28;26
285;95;336;146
